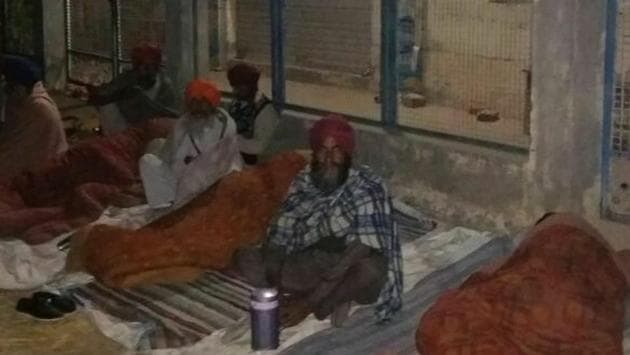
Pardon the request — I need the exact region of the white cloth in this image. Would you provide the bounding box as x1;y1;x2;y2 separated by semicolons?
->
0;234;69;290
140;108;243;209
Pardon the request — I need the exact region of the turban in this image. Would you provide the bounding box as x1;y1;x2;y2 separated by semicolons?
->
1;55;42;87
185;80;222;108
131;44;162;68
227;63;261;88
309;114;355;156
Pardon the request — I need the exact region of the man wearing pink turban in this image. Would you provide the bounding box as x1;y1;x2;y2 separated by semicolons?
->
235;114;402;328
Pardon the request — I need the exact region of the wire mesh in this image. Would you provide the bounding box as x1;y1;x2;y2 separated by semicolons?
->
66;0;113;84
220;0;533;148
613;1;630;156
398;0;533;147
119;0;166;63
1;0;41;58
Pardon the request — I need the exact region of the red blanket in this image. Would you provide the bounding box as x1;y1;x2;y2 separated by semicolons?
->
417;216;626;355
0;119;173;245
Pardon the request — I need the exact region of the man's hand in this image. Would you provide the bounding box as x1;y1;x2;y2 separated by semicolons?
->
322;240;372;281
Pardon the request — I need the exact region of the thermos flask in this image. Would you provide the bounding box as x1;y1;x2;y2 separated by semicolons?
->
250;288;280;350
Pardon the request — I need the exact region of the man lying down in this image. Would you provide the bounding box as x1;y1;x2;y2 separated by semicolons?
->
417;212;630;355
235;114;403;327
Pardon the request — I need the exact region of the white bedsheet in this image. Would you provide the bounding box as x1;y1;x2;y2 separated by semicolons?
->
0;204;166;291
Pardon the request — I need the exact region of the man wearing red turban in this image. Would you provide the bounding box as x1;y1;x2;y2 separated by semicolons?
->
227;63;279;165
139;79;242;209
88;43;176;135
235;114;402;328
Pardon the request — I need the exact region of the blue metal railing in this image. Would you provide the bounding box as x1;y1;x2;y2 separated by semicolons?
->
381;0;399;128
270;0;286;111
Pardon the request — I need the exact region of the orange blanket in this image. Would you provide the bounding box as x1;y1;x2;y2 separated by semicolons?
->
76;151;307;288
417;217;626;355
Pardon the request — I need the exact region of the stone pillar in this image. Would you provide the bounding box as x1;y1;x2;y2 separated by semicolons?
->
41;0;66;90
165;0;210;107
527;0;607;215
217;0;234;68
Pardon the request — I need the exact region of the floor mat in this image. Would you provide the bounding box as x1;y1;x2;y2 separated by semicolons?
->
67;203;435;351
70;271;252;350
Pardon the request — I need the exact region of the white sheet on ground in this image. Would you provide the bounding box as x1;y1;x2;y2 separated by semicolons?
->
0;204;165;291
0;233;69;290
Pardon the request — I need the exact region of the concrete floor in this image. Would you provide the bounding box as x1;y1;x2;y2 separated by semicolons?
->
0;292;123;355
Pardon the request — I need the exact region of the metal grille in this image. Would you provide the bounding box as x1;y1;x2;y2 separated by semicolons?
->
225;0;533;148
64;0;166;85
119;0;166;63
613;1;630;156
397;0;533;147
65;0;116;85
0;0;43;64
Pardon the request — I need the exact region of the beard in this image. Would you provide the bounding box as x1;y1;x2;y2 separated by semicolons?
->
310;156;352;195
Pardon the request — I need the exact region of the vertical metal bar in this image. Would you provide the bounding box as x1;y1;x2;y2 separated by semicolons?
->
192;0;199;75
601;0;619;218
217;0;228;68
381;0;398;127
111;0;122;76
270;0;286;110
64;0;72;81
1;0;7;54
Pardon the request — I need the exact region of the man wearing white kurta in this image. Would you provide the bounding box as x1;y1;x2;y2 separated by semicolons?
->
140;80;242;209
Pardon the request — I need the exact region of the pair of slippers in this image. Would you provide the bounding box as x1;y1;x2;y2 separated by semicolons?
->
16;292;77;321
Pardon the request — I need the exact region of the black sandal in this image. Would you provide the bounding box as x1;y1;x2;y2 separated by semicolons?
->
15;291;77;321
16;298;64;321
32;292;77;314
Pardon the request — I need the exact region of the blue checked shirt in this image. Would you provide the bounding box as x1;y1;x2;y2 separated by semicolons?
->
267;166;403;322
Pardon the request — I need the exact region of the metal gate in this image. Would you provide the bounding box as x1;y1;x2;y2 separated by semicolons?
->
0;0;44;67
64;0;121;85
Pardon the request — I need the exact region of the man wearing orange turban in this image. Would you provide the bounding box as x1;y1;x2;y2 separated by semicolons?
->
88;43;177;134
139;79;242;209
